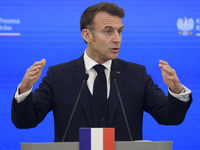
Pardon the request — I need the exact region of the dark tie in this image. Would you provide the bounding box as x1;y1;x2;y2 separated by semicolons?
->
93;64;107;109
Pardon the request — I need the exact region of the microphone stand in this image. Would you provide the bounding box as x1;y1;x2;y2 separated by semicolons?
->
111;72;133;141
61;74;89;142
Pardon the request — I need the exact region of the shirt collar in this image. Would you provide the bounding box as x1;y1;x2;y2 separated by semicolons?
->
83;50;112;72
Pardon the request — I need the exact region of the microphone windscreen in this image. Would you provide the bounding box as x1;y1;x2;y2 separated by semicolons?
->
83;73;89;81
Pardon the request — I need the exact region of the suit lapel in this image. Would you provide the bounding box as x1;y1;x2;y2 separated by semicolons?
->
72;56;93;127
108;59;123;126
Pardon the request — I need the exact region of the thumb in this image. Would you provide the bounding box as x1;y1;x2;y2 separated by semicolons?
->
41;59;46;68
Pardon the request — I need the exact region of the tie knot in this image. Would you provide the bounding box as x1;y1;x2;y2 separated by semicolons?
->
93;64;105;74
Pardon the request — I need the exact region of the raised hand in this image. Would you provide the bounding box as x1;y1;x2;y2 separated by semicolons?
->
19;59;46;94
158;60;183;94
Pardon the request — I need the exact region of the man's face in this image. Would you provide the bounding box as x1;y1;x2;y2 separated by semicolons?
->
86;11;123;64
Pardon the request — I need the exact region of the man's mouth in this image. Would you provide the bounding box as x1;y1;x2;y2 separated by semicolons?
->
111;48;120;52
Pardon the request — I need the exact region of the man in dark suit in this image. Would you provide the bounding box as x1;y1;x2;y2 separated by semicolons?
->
12;2;192;142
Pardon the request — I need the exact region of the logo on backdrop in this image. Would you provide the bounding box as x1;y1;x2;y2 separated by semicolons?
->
177;17;200;37
177;17;194;36
0;17;21;36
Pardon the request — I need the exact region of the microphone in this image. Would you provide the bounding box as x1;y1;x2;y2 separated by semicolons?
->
111;72;133;141
62;73;89;142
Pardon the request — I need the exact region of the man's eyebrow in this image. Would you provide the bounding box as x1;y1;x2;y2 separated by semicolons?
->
119;26;124;30
103;26;113;29
103;26;124;30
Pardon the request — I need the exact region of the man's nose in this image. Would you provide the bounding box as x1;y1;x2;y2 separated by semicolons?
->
113;31;122;44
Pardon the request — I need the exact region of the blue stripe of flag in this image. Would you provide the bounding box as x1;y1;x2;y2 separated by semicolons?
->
79;128;91;150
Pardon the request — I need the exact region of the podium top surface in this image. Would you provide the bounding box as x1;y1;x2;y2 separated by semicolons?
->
21;141;172;150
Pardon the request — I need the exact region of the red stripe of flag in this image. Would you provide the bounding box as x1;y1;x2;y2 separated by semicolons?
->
103;128;115;150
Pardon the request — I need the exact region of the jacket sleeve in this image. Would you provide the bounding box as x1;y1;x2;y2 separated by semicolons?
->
142;65;192;125
11;67;54;129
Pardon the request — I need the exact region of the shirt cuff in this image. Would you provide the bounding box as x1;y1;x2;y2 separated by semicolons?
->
168;85;191;102
14;84;32;103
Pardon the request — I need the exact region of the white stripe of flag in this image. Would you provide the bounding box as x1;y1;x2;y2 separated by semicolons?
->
91;128;103;150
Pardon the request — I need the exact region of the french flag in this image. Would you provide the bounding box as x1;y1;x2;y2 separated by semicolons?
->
79;128;115;150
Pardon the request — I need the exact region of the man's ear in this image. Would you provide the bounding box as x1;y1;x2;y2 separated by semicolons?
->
82;29;92;43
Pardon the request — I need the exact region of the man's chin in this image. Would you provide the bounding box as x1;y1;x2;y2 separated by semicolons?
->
109;55;119;60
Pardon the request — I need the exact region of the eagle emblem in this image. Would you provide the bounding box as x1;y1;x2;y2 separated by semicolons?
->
177;17;194;36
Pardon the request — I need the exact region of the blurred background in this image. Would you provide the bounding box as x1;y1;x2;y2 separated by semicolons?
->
0;0;199;150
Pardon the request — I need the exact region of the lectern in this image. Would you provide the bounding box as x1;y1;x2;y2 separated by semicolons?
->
21;141;172;150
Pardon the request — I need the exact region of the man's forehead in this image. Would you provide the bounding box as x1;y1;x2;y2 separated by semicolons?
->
93;11;123;29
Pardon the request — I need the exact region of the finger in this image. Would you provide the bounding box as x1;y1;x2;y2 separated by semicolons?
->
29;60;46;72
28;59;46;78
163;67;176;75
29;69;40;76
159;60;168;65
35;59;46;65
159;64;167;70
30;65;43;72
167;75;175;80
159;61;170;69
28;74;37;80
27;59;46;80
41;59;46;68
31;59;46;69
159;61;175;74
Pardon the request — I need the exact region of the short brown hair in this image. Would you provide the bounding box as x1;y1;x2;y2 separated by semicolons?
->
80;2;125;31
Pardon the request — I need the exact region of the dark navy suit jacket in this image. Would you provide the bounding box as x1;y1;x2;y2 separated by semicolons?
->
12;56;192;142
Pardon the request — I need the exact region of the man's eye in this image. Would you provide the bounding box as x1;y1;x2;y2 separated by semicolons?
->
106;31;110;34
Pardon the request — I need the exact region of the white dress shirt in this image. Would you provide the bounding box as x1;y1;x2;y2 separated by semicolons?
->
84;50;112;99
